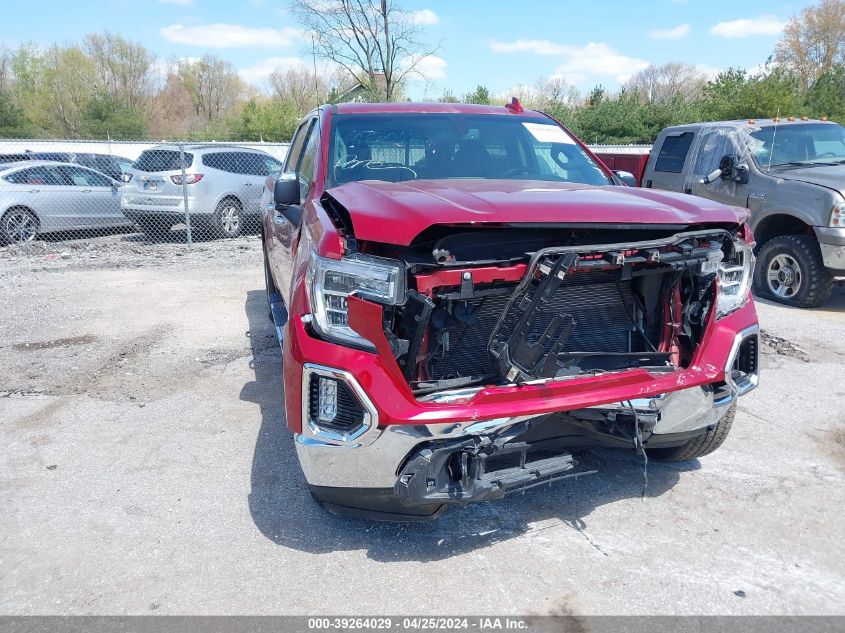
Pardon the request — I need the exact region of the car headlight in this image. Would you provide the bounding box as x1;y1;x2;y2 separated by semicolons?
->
307;253;405;348
831;199;845;228
716;240;754;318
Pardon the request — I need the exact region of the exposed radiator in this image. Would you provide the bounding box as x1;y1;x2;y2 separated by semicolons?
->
428;271;636;380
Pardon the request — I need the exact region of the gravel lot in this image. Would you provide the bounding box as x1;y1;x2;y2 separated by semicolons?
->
1;235;843;616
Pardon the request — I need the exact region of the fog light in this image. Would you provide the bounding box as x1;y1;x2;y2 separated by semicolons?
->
317;377;338;423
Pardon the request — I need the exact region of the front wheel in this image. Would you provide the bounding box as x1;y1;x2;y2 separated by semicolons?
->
1;208;39;245
649;404;736;462
753;235;833;308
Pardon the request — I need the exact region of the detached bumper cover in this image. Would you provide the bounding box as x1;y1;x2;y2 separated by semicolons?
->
295;382;738;491
288;301;758;509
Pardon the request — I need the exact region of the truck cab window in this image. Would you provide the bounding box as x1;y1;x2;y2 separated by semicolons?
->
655;132;694;173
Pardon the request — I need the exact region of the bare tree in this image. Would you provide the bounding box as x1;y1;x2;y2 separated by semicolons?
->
775;0;845;92
291;0;438;101
269;66;328;113
534;77;580;110
625;63;708;104
84;31;156;111
177;55;247;121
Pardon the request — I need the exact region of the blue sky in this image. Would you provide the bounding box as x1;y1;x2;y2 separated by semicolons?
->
0;0;810;99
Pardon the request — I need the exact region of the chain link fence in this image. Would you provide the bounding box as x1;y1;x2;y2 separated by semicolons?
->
0;139;289;247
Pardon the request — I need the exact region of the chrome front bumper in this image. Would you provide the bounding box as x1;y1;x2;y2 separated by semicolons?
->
295;327;760;490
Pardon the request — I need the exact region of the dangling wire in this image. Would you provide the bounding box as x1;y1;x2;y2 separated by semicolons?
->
627;400;649;498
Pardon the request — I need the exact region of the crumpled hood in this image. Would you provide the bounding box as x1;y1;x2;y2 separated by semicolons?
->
326;179;747;245
770;164;845;196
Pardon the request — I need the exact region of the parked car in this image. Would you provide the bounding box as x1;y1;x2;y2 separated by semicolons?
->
261;101;760;520
121;145;283;239
0;154;32;165
594;118;845;308
0;161;131;245
0;151;131;182
115;156;135;174
26;152;128;182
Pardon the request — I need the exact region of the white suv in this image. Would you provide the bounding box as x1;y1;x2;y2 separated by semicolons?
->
121;145;282;239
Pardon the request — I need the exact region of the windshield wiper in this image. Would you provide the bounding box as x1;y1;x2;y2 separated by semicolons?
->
770;161;839;168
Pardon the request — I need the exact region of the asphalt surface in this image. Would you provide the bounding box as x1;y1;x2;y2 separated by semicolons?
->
1;237;843;615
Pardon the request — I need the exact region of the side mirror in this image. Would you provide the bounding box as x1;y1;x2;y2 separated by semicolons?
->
273;173;301;224
274;173;300;207
613;170;637;187
719;154;750;184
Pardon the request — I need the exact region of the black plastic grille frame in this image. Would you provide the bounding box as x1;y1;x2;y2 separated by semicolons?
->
307;374;365;432
429;271;636;380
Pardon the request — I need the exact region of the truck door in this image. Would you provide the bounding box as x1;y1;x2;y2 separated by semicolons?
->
687;129;750;208
269;118;317;305
644;131;695;193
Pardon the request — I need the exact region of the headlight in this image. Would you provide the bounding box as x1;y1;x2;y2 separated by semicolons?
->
307;253;405;348
831;199;845;227
716;240;754;318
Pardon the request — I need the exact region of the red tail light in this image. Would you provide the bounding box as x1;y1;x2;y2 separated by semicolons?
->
170;174;204;185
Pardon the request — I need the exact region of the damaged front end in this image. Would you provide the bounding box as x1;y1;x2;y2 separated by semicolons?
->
349;224;753;396
295;204;757;519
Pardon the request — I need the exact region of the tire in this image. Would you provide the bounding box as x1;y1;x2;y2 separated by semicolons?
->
649;404;736;462
212;198;242;239
753;235;833;308
137;218;174;241
1;207;39;245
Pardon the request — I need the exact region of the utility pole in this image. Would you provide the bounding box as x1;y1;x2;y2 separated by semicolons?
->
382;0;390;100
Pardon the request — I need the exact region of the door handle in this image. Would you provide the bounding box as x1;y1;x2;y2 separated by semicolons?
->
243;182;253;186
81;189;92;193
29;189;40;194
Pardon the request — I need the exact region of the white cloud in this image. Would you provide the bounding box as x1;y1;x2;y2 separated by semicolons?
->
159;0;193;4
709;15;786;38
408;54;447;80
160;23;301;48
410;9;440;25
491;39;649;84
648;24;690;40
238;56;308;84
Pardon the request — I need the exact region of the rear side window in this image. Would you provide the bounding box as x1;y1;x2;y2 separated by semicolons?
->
5;166;66;185
239;153;276;176
135;150;193;172
76;155;114;175
59;166;113;187
264;156;283;175
654;132;694;173
203;151;249;174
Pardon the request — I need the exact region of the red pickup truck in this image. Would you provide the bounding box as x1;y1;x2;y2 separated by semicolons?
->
261;102;759;520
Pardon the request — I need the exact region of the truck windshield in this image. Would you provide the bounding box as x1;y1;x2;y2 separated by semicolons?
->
748;122;845;168
328;113;611;186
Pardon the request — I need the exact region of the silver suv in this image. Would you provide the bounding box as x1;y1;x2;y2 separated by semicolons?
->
121;145;282;239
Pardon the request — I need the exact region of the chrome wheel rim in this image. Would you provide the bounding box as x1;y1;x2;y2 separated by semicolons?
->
767;254;802;298
221;205;240;234
4;211;37;244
